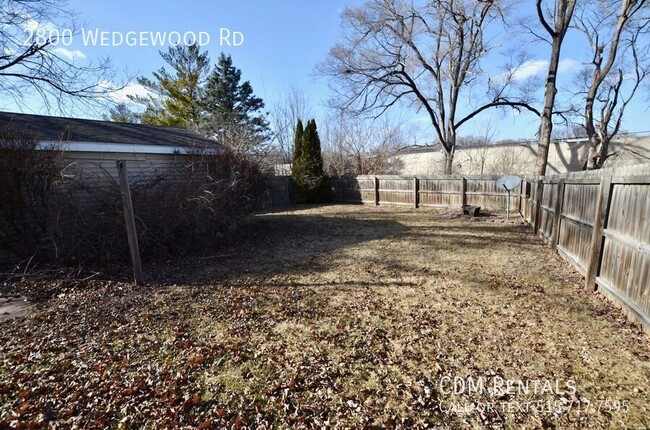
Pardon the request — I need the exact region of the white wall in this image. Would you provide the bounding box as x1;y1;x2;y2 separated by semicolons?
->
394;135;650;176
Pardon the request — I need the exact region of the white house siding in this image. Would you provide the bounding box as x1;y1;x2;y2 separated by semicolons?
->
61;151;185;183
394;135;650;176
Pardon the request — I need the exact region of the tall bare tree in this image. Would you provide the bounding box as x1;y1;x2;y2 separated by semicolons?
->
269;87;311;164
0;0;119;112
320;0;537;175
456;117;499;174
573;0;649;169
323;113;405;176
534;0;577;176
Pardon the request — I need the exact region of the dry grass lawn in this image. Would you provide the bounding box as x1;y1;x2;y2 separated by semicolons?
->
1;204;649;429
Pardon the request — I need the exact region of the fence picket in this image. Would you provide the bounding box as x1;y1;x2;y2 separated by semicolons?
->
327;165;650;332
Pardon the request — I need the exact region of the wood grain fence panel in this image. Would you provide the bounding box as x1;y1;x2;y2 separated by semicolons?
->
465;178;519;211
377;178;415;205
357;177;377;204
557;218;592;274
529;180;539;227
418;178;462;207
597;183;650;326
329;177;375;204
562;183;599;224
556;183;599;273
521;181;533;222
538;182;558;241
263;176;290;207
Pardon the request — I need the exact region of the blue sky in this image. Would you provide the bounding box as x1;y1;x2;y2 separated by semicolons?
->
5;0;650;143
65;0;358;102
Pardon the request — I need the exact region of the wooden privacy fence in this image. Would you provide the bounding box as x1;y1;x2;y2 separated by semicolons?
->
263;176;291;207
329;166;650;332
520;164;650;332
329;175;521;211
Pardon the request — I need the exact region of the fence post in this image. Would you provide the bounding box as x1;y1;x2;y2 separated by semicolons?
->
461;177;467;207
117;160;144;286
586;176;612;291
414;177;419;209
374;176;380;206
550;179;565;251
533;178;544;235
518;180;524;214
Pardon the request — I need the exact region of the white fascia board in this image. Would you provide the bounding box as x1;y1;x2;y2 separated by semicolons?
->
563;138;588;144
36;141;190;154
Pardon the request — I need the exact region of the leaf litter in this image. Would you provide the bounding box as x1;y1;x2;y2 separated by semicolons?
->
1;205;649;429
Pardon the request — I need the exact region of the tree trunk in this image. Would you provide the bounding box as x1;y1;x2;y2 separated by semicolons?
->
535;39;563;177
585;135;600;170
443;148;455;175
535;0;576;176
584;66;600;170
596;137;611;169
586;135;611;170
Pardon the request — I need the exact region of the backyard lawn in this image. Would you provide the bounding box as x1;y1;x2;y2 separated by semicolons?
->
1;205;649;429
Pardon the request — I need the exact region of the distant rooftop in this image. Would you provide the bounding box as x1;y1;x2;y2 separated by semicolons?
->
0;111;219;149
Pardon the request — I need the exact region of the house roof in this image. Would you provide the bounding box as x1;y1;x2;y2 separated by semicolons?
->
0;111;218;149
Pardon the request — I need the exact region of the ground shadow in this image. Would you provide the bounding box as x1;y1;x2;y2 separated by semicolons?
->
1;204;535;300
145;205;543;290
145;210;406;286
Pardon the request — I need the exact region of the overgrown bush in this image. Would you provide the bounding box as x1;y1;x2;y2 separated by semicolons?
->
129;149;267;261
0;126;267;272
0;125;64;263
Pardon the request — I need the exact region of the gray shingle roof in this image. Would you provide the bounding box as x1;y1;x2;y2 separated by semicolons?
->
0;111;219;148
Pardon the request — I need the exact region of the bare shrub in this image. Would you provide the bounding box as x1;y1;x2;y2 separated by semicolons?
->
0;126;267;271
0;125;65;264
132;149;267;259
51;149;267;269
323;114;404;176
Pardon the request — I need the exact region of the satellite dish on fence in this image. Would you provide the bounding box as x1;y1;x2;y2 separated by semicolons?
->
495;175;521;220
496;175;521;192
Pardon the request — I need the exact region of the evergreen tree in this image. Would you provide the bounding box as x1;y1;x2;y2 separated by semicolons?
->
292;119;328;202
130;44;209;129
201;53;270;152
291;120;304;184
303;119;324;179
104;103;139;123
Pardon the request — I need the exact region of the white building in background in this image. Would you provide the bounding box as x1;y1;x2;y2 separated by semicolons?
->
393;134;650;176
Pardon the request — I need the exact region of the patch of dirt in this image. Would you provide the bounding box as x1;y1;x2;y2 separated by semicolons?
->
0;295;33;323
1;204;648;429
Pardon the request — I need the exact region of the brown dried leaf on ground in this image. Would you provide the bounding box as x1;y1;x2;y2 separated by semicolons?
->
1;205;648;429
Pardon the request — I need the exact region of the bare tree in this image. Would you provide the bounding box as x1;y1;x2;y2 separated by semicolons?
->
533;0;577;176
456;117;499;174
0;0;120;113
490;144;535;175
573;0;649;169
319;0;537;175
552;122;586;140
213;123;273;165
268;87;311;164
455;117;532;174
323;113;405;176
